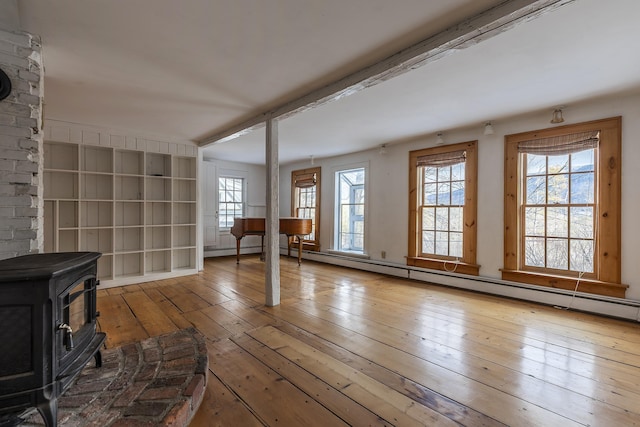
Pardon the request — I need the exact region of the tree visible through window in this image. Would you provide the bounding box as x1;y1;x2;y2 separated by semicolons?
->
523;149;595;273
336;168;365;253
408;141;478;275
420;161;465;258
503;117;625;298
218;177;243;228
292;167;321;250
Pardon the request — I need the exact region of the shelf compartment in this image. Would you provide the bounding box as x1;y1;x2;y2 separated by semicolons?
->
173;202;196;225
81;173;113;200
97;255;113;281
80;228;113;253
173;179;196;202
115;202;143;226
115;176;143;200
114;252;143;278
80;201;112;227
146;177;171;201
45;171;78;199
115;150;144;175
145;250;171;273
58;201;79;228
146;153;171;177
44;142;78;170
114;226;143;252
44;201;55;253
173;248;196;270
82;146;113;173
173;157;196;179
58;229;78;252
146;202;171;225
173;225;195;248
146;226;171;250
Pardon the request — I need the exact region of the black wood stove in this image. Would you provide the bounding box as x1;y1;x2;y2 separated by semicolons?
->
0;252;106;427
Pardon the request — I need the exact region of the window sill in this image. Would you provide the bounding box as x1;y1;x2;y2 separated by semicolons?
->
500;269;628;298
407;257;480;276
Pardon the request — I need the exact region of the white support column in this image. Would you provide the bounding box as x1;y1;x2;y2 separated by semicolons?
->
265;117;280;306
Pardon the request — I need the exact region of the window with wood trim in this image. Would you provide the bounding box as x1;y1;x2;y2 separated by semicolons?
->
291;167;321;250
503;117;626;298
408;141;479;275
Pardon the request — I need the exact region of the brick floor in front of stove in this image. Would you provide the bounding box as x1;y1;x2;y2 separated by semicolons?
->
22;328;207;427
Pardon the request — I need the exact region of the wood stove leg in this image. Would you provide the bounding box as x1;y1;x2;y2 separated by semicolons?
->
37;398;57;427
94;349;103;368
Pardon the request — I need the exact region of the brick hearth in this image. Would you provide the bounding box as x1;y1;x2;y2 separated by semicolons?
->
23;328;207;427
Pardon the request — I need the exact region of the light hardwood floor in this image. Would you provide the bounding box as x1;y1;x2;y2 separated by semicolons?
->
97;256;640;426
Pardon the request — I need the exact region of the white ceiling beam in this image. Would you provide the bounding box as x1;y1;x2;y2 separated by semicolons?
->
199;0;575;147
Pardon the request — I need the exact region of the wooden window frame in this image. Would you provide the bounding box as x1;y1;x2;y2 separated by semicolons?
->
291;167;321;251
503;116;627;298
408;141;479;275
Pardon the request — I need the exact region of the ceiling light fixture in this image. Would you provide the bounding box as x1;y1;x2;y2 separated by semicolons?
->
483;122;494;135
379;144;387;155
435;132;444;145
550;107;565;124
310;155;314;165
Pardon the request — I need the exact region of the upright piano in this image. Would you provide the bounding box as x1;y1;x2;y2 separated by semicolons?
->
230;217;312;265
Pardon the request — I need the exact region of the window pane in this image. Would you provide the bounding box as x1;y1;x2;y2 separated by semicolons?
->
547;207;568;238
451;181;465;205
423;183;437;205
450;207;463;232
548;173;569;204
450;232;463;258
570;173;594;204
422;231;435;254
526;176;546;205
526;154;546;176
525;207;545;236
422;207;435;230
451;163;465;181
438;166;451;181
437;182;451;205
548;154;569;174
524;237;545;267
435;207;449;231
570;207;593;239
424;167;437;183
571;149;594;172
435;231;449;256
547;238;568;270
570;240;594;273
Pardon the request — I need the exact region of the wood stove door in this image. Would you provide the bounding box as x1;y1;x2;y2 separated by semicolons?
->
56;273;97;375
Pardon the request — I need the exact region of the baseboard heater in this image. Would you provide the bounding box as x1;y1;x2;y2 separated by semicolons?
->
297;250;640;322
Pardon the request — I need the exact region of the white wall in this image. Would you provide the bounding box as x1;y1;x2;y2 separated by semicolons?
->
279;91;640;304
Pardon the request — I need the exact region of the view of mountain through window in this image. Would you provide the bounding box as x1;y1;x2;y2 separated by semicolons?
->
523;149;595;273
420;162;465;258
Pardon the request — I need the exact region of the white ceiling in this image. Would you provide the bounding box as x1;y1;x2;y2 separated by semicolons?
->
16;0;640;165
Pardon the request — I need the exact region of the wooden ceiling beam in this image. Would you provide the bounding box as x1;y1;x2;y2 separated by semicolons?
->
199;0;575;147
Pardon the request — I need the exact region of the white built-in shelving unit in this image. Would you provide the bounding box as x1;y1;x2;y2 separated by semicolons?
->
43;140;197;286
